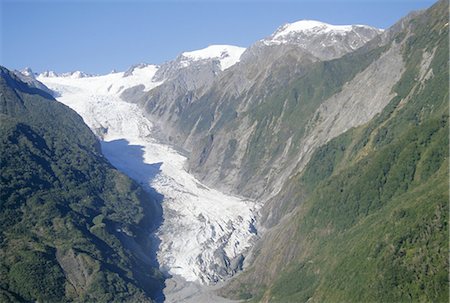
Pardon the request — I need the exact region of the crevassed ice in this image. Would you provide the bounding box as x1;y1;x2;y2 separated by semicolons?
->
38;70;259;285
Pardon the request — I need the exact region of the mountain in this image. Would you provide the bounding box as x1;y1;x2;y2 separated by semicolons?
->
38;64;161;113
5;1;448;301
129;20;384;202
37;64;259;288
117;1;447;301
220;0;448;301
179;45;246;71
40;70;60;77
128;20;381;197
118;44;246;146
12;68;54;96
0;67;164;302
153;44;245;81
262;20;382;60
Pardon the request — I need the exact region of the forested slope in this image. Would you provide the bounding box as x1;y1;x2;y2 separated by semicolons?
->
0;67;163;302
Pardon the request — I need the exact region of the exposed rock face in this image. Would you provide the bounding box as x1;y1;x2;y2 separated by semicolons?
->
55;249;96;296
179;38;392;199
262;20;382;60
261;39;406;227
126;21;384;204
121;47;241;145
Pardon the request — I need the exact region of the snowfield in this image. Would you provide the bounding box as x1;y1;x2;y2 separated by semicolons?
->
180;45;246;70
38;68;259;291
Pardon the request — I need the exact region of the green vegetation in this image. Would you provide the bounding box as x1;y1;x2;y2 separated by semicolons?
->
223;0;449;301
174;24;386;198
0;67;163;302
235;42;386;190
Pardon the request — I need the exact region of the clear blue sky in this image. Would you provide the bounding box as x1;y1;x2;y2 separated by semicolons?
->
1;0;436;74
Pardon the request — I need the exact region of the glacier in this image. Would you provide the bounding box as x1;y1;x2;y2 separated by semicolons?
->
38;67;259;299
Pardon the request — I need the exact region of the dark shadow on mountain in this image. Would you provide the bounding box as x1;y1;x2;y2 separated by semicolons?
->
101;139;167;302
0;66;54;100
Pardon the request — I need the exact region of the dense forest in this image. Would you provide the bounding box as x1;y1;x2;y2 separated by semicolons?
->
0;67;163;302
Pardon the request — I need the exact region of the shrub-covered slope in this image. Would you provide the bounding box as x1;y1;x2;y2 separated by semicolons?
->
221;0;449;301
0;67;163;302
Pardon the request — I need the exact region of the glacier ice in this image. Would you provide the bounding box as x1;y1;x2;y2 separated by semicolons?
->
38;69;259;285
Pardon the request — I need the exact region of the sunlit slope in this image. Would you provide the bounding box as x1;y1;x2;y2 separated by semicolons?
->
222;1;449;301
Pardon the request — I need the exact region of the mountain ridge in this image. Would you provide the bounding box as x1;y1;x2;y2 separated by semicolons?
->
6;2;449;301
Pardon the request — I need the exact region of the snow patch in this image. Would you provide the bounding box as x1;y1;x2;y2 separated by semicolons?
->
181;45;245;70
20;67;35;78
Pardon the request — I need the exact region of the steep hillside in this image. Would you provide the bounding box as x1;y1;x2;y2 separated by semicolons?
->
185;39;392;199
133;22;381;199
221;0;449;301
120;45;246;144
0;67;164;302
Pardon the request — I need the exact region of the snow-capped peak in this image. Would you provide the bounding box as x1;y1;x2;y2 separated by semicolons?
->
274;20;353;38
20;67;35;78
264;19;382;46
124;63;157;77
40;70;59;78
39;70;91;78
61;70;92;78
180;44;246;70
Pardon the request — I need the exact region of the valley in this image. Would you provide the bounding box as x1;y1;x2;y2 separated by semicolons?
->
1;0;448;302
38;71;259;302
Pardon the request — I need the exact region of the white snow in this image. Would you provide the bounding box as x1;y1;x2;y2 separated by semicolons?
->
181;45;246;70
20;67;35;77
38;68;258;285
63;70;90;78
40;70;59;77
274;20;354;38
265;19;377;45
38;64;161;96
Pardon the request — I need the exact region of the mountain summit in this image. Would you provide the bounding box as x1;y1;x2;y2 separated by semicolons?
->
180;44;246;70
272;20;378;38
262;19;382;60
